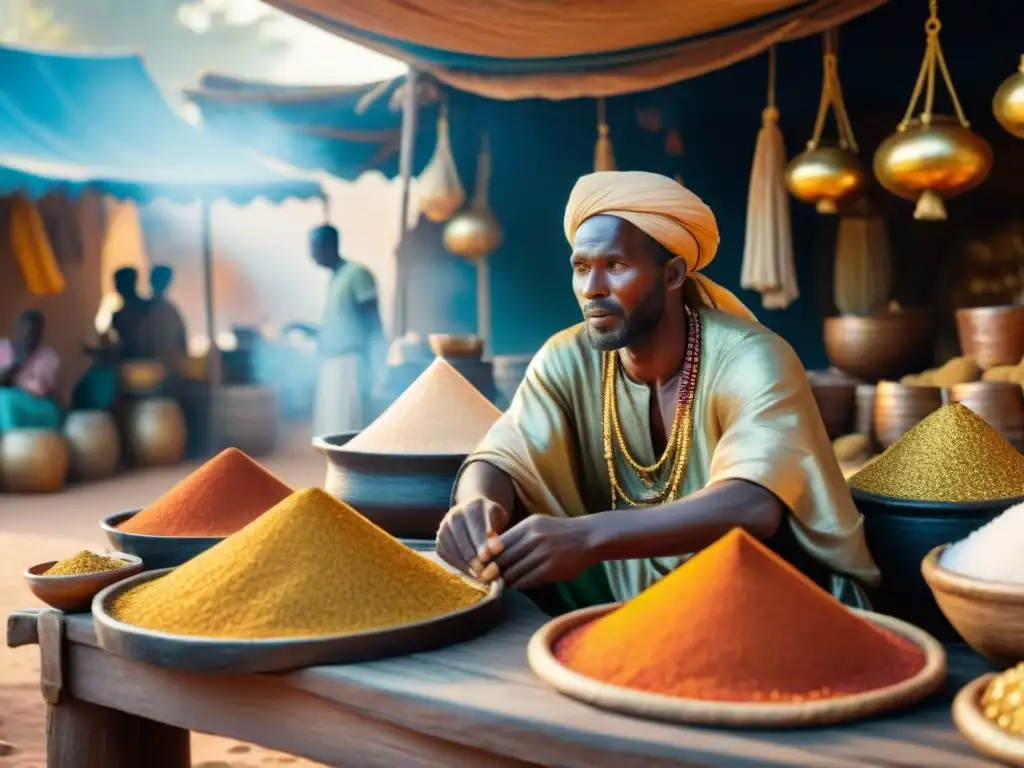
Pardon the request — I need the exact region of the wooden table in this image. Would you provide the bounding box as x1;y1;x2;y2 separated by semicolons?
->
6;593;1007;768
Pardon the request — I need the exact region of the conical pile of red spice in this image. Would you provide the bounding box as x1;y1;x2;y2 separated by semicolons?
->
118;448;293;537
555;529;926;702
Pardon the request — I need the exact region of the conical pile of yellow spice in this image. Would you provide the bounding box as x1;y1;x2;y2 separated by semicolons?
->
111;488;487;639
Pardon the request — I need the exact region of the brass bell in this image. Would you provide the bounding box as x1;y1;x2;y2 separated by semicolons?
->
877;0;991;220
786;145;866;214
994;55;1024;139
443;208;502;264
443;132;502;263
786;31;864;215
873;116;993;221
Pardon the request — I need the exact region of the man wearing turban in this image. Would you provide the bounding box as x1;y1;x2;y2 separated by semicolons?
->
437;172;879;613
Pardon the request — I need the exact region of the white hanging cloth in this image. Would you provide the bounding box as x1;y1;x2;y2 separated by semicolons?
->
741;47;799;310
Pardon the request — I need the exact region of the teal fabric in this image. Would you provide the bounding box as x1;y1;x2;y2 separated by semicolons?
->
0;388;62;432
71;366;118;412
521;564;617;617
0;44;320;203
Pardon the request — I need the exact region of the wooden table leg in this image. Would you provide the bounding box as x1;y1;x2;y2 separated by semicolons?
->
140;719;191;768
46;697;142;768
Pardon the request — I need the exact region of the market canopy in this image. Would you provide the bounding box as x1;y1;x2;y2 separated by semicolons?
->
189;74;438;182
0;43;322;204
261;0;886;99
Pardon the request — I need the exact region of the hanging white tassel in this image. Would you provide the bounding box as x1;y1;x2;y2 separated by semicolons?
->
741;47;798;310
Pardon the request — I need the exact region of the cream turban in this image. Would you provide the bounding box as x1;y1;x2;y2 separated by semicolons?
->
564;171;756;321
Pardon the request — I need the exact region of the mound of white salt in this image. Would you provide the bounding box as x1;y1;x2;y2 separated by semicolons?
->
940;501;1024;583
342;357;502;455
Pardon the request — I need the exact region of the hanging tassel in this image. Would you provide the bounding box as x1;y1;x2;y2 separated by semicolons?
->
834;201;893;316
741;47;798;310
913;190;947;221
594;98;617;172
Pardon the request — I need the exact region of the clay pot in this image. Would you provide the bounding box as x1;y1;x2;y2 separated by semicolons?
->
428;334;484;359
824;311;935;383
810;381;857;440
949;381;1024;451
955;305;1024;370
873;381;945;449
119;361;166;394
63;410;122;481
124;398;186;467
213;385;278;457
0;430;69;493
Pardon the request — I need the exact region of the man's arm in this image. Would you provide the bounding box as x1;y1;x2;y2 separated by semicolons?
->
453;460;517;516
583;479;783;562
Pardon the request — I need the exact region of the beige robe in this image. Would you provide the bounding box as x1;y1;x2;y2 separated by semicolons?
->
462;308;880;606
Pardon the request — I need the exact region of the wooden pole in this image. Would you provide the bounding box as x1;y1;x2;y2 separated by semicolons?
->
477;258;491;358
393;65;420;341
200;198;217;457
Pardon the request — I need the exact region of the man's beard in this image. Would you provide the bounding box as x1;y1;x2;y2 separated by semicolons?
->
585;286;666;352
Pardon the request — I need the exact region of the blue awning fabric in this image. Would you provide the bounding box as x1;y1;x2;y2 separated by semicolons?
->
0;44;322;204
189;74;437;182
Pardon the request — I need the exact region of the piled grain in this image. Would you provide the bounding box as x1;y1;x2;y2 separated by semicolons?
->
111;488;486;639
982;662;1024;735
118;448;292;537
556;529;925;702
848;404;1024;502
44;551;127;577
940;501;1024;582
343;358;501;455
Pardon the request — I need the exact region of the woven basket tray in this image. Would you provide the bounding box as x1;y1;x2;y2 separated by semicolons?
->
528;603;947;728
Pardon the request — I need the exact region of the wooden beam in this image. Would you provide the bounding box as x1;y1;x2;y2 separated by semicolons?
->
393;65;420;341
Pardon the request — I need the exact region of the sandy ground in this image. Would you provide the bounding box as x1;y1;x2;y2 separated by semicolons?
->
0;426;329;767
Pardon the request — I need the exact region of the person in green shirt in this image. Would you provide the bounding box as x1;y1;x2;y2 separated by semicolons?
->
310;224;385;435
437;171;879;615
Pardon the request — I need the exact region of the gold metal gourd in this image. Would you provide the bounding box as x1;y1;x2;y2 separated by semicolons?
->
785;31;865;214
993;54;1024;139
416;105;465;223
873;0;993;221
443;133;502;264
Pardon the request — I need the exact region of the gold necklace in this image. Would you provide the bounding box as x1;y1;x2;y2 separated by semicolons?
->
602;307;701;509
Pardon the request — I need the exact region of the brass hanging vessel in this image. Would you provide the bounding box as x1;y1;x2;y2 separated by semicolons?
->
785;31;865;214
443;132;502;264
993;54;1024;139
417;104;465;223
874;0;993;221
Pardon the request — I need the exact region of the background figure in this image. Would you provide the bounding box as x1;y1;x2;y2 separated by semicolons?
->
0;310;62;431
146;264;189;375
310;224;385;435
110;267;150;360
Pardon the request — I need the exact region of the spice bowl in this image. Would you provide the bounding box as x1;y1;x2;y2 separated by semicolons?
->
101;510;224;570
25;552;143;612
956;305;1024;370
922;545;1024;666
851;489;1018;642
313;432;460;540
952;673;1024;767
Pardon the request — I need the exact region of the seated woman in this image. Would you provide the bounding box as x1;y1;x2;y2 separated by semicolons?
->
0;310;62;432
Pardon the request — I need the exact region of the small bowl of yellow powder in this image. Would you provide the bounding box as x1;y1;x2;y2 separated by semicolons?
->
25;550;143;612
953;667;1024;765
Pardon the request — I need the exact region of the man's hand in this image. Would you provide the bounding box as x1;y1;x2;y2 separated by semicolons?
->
489;515;597;590
436;497;510;579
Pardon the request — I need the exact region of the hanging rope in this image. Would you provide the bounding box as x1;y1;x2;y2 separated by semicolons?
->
808;29;858;153
899;0;970;130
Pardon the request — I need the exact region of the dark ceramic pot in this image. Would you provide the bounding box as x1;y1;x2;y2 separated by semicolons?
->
852;488;1024;641
313;432;464;540
100;510;223;570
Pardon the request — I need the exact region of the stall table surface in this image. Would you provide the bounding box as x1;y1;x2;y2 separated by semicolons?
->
6;589;1003;768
